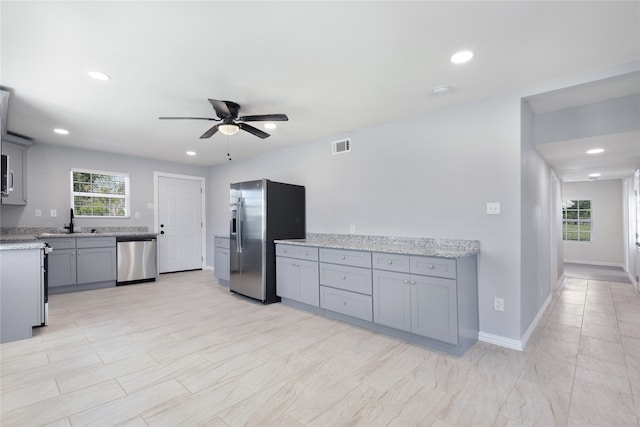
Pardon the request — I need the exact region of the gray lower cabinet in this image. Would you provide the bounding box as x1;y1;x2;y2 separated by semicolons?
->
0;247;43;343
372;269;458;344
48;237;116;293
319;248;373;321
213;236;230;283
48;238;77;287
275;244;319;307
276;243;478;355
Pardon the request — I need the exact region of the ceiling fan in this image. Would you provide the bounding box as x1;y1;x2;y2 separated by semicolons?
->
159;99;288;139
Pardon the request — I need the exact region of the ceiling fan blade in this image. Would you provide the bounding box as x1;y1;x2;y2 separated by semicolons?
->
239;123;270;139
159;117;218;121
208;99;240;119
238;114;288;122
200;124;220;139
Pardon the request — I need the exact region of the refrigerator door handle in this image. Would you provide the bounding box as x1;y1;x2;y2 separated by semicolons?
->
236;197;243;253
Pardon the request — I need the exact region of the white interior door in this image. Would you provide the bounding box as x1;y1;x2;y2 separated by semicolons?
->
157;175;203;273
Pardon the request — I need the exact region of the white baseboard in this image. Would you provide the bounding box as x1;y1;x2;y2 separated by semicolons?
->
203;265;214;271
520;292;552;349
479;291;553;352
478;332;523;351
564;259;623;268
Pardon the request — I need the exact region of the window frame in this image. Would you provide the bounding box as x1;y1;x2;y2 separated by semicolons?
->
562;199;592;242
70;168;131;218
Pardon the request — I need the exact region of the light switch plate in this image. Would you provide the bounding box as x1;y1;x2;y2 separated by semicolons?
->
35;209;42;217
50;209;57;217
486;202;501;215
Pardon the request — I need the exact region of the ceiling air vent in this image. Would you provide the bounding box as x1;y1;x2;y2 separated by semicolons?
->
331;138;351;155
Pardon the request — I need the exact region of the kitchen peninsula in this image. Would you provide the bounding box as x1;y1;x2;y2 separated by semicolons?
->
275;233;480;356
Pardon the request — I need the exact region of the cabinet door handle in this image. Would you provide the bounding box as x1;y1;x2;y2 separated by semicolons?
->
342;300;347;305
304;251;308;255
387;260;393;264
341;256;346;260
428;264;435;270
410;280;416;285
341;275;346;280
403;279;410;284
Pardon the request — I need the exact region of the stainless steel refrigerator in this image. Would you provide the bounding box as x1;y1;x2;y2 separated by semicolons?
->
230;179;305;303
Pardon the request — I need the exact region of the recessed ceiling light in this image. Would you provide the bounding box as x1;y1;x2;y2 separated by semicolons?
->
451;50;474;64
88;71;111;81
264;123;277;130
589;173;601;177
186;151;196;156
54;128;69;135
586;148;604;154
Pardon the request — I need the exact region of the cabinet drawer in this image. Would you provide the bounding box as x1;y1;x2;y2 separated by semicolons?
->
410;256;456;279
77;237;116;249
47;238;76;250
214;237;230;248
320;286;372;322
320;263;372;295
276;244;318;261
372;252;410;273
319;248;371;268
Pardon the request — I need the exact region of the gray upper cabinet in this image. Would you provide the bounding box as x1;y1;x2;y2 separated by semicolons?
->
1;141;29;205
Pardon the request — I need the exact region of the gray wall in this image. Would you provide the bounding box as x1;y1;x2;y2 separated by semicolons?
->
520;100;555;335
208;95;524;340
534;94;640;145
562;179;624;266
0;144;208;231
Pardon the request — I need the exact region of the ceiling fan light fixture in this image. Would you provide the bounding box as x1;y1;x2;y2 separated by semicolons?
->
586;148;604;154
451;50;474;64
219;124;239;136
264;122;277;130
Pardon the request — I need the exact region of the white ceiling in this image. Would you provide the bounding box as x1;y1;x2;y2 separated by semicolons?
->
1;1;639;171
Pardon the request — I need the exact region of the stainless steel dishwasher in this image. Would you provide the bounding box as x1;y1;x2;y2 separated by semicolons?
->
116;237;157;285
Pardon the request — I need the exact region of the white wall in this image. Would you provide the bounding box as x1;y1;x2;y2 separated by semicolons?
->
562;179;624;266
0;144;208;231
208;95;524;340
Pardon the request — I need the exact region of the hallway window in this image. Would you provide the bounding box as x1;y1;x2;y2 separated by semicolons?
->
562;199;591;241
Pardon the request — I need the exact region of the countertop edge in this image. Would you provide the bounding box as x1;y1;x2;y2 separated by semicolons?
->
274;236;480;259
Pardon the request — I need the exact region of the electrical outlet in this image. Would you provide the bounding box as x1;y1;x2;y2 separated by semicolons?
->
50;209;57;217
486;202;501;215
350;224;356;234
493;297;504;312
35;209;42;217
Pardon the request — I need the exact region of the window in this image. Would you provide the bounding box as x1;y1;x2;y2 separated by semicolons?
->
71;169;130;217
562;199;591;241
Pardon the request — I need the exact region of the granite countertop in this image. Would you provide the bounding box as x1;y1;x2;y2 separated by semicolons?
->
0;227;156;243
275;233;480;258
0;241;47;251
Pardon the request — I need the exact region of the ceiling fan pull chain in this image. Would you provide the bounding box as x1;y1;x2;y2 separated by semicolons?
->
227;134;232;161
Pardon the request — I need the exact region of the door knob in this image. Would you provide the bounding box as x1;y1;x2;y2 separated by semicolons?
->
160;231;165;235
160;224;164;228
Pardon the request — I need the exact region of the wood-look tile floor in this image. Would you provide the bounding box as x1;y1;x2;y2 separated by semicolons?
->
1;271;638;426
